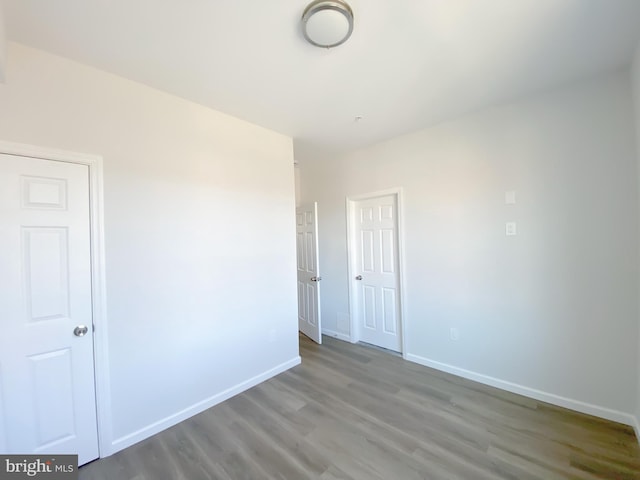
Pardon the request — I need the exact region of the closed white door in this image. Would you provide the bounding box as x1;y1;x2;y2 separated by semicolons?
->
296;202;322;344
352;194;402;352
0;154;99;465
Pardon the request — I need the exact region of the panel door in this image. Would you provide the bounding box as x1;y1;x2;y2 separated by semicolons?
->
353;195;402;352
0;153;99;465
296;202;322;344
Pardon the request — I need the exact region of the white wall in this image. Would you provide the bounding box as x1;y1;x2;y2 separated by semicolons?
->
0;43;299;452
298;70;638;421
632;43;640;432
0;1;6;82
294;164;301;206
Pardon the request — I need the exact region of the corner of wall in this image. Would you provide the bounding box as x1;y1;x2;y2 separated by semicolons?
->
109;356;301;455
294;163;301;207
633;42;640;86
632;40;640;440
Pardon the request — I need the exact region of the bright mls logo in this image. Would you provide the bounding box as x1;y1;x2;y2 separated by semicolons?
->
0;455;77;480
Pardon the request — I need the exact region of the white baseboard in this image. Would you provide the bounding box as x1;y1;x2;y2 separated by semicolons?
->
633;415;640;442
406;353;636;427
322;328;351;343
110;356;301;454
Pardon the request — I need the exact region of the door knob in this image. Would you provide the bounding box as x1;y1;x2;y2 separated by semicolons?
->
74;325;89;337
311;276;322;282
355;275;363;280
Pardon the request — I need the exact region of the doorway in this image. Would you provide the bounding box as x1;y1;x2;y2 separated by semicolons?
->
0;141;108;465
347;190;405;353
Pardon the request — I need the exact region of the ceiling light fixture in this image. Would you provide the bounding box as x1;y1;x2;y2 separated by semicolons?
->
301;0;354;48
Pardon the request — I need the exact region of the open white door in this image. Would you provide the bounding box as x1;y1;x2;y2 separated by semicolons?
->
0;153;99;465
296;202;322;344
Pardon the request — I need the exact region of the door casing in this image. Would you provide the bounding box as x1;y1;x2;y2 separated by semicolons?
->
0;140;112;458
346;188;408;357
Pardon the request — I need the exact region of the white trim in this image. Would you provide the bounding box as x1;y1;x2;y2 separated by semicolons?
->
0;140;113;457
346;188;407;352
0;141;103;164
633;415;640;443
395;189;409;359
345;197;356;344
322;328;351;343
406;353;636;427
111;356;302;453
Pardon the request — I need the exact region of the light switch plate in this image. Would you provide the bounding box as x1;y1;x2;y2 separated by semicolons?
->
506;222;517;236
450;328;460;341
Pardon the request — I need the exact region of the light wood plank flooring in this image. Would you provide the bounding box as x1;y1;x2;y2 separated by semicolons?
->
80;334;640;479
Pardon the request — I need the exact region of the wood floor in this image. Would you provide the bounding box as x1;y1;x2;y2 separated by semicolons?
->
80;335;640;480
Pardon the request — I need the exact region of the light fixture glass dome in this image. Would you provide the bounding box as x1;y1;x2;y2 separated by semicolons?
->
302;0;354;48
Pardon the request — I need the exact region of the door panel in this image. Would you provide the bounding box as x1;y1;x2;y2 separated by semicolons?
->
305;231;315;271
361;230;374;272
381;229;395;273
296;202;322;344
352;194;402;352
0;154;99;465
363;285;376;329
29;348;75;449
382;287;397;334
23;227;70;321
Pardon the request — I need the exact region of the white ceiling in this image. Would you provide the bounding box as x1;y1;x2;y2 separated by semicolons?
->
3;0;640;156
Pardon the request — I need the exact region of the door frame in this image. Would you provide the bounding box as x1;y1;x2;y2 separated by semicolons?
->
346;188;408;358
0;140;113;458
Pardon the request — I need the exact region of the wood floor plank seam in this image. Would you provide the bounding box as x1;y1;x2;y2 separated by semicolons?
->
79;334;640;480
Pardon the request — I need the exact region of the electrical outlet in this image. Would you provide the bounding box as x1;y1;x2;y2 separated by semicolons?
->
506;222;517;236
450;327;460;341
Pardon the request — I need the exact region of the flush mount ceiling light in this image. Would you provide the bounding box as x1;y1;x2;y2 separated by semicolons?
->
302;0;354;48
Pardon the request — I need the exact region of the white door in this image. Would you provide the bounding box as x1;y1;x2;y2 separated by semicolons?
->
0;154;99;465
351;194;402;352
296;202;322;344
